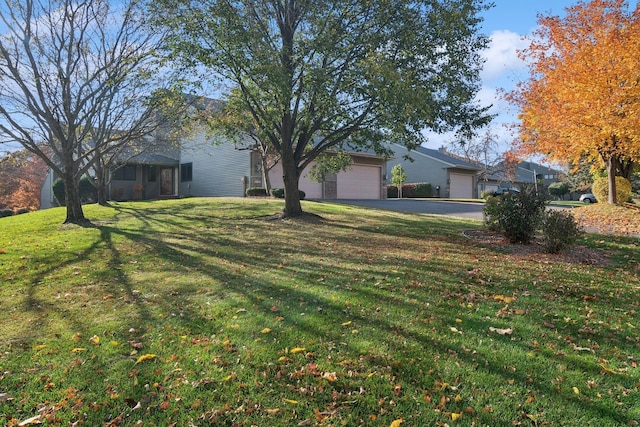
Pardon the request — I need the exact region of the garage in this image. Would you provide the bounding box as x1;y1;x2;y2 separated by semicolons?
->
449;173;474;199
337;165;381;199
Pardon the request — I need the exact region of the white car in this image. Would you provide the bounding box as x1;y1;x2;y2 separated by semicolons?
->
579;193;597;203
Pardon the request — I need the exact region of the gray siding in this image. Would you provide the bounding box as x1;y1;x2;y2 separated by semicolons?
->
178;132;250;197
388;144;449;191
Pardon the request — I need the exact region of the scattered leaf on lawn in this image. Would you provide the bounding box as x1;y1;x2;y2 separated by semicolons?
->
543;322;556;329
451;412;462;420
489;327;513;335
284;398;299;404
390;419;403;427
260;328;272;334
449;327;462;334
493;295;515;303
0;393;10;402
71;348;86;353
265;408;281;415
136;354;157;364
89;335;100;345
322;372;337;381
33;344;46;350
341;321;352;326
573;387;580;394
290;347;306;354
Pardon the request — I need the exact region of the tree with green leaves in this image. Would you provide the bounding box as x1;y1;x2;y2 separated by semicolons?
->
151;0;493;217
391;164;407;199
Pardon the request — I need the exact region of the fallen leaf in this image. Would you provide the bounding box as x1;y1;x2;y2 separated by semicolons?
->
284;398;298;404
89;335;100;345
71;348;86;353
322;372;337;381
489;327;513;335
572;387;580;395
0;393;10;402
290;347;306;354
451;412;462;420
493;295;515;303
33;344;46;350
341;321;352;326
390;419;404;427
449;326;462;334
260;328;272;334
265;408;281;415
135;354;156;364
543;322;556;329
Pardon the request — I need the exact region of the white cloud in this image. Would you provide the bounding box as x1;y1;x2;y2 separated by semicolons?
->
481;30;530;83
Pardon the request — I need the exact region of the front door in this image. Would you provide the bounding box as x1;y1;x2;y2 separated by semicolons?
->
160;168;174;195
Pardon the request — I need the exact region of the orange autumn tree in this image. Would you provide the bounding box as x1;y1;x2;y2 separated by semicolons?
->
505;0;640;204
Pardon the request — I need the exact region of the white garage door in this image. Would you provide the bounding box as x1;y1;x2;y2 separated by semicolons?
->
337;165;381;199
449;173;474;199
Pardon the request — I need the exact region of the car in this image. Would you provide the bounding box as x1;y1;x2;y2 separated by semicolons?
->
491;188;520;197
579;193;597;203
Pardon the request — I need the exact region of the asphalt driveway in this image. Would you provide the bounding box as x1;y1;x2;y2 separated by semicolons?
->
331;199;486;220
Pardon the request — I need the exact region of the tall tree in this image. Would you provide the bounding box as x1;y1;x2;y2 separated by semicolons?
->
0;0;169;223
0;149;47;211
505;0;640;204
151;0;493;217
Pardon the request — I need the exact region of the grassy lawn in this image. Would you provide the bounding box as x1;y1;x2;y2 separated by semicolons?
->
0;198;638;426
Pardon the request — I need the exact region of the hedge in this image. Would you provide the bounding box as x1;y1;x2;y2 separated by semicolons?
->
270;188;306;200
246;187;268;197
386;182;433;198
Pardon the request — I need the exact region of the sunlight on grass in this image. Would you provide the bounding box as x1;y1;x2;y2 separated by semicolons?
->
0;198;638;426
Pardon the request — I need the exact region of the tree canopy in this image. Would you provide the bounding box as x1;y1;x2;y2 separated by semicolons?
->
0;0;172;223
152;0;493;216
505;0;640;204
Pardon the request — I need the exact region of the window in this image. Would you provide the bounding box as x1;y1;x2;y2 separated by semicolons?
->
148;166;157;182
112;165;136;181
181;162;193;182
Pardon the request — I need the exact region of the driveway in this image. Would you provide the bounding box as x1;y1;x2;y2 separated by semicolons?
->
331;199;574;221
331;199;486;220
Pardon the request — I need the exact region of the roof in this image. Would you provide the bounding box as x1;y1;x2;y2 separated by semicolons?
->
394;144;483;171
128;153;179;166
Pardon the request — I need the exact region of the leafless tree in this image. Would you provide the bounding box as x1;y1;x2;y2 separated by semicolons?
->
0;0;173;223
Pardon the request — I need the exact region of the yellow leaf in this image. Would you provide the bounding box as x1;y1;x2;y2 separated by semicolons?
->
390;419;403;427
136;353;157;363
290;347;306;354
33;344;47;350
451;412;462;420
110;340;119;346
223;375;233;382
455;318;462;323
283;398;298;404
341;321;352;326
572;387;580;394
71;348;86;353
265;408;281;415
260;328;272;334
89;335;100;345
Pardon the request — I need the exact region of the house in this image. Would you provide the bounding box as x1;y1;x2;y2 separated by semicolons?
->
478;160;565;195
40;130;388;208
387;143;483;198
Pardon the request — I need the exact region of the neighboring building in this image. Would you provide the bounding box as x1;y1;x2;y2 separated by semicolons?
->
40;130;388;208
387;143;483;198
478;160;565;195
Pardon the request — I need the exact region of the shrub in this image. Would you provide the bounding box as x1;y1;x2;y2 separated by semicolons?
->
540;209;583;254
386;185;398;198
79;177;97;203
246;187;268;197
592;176;632;204
52;178;66;205
269;188;306;200
481;190;494;200
548;182;570;200
0;209;13;218
386;183;432;198
15;207;30;215
483;184;548;244
409;182;432;198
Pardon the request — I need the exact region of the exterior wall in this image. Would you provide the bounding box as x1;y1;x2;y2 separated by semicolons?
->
388;145;449;195
40;170;56;209
268;163;324;198
178;132;250;197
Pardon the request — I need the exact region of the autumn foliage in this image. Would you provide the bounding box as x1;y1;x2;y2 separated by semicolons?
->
506;0;640;203
0;150;47;212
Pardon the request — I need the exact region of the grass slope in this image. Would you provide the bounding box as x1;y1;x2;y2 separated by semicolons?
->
0;198;638;426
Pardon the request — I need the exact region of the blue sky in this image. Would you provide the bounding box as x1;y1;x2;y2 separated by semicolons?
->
422;0;640;155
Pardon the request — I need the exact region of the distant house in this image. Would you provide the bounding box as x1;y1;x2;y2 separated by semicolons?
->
40;130;388;208
479;160;565;195
387;143;483;198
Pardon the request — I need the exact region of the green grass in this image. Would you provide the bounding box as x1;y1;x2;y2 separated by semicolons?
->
0;198;638;426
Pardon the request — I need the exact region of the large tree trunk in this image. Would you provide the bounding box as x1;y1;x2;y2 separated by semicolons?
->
607;157;617;205
281;150;303;217
94;161;109;206
63;169;86;224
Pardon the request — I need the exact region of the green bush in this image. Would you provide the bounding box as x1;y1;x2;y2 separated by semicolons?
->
0;209;13;218
548;182;570;200
15;207;30;215
246;187;268;197
52;176;97;205
540;209;583;254
52;178;66;205
481;190;494;200
386;183;432;198
592;176;632;204
269;188;306;200
483;184;548;244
